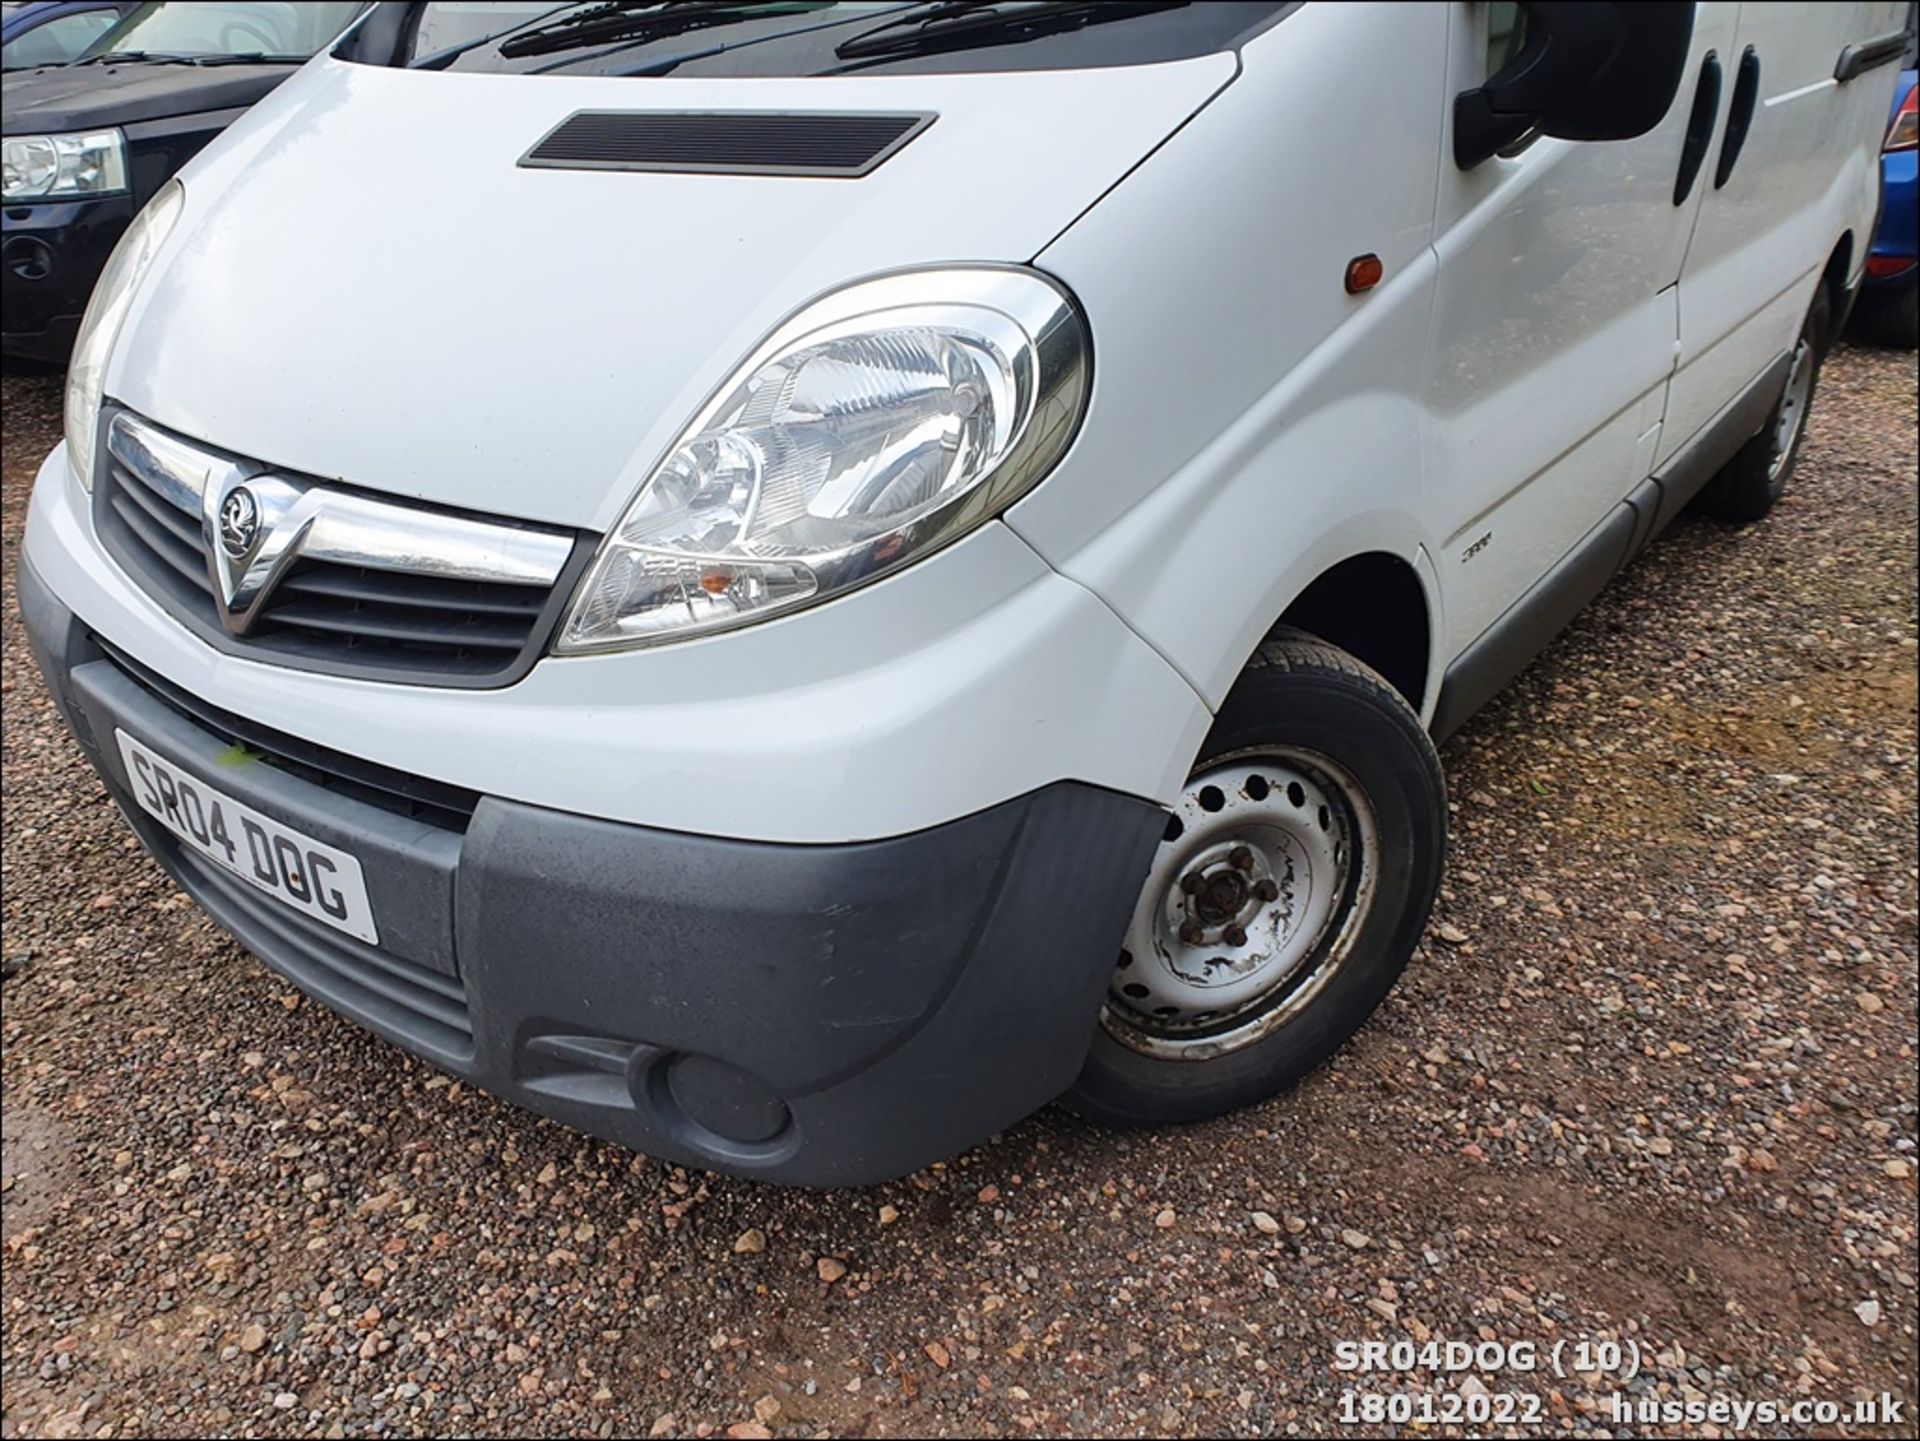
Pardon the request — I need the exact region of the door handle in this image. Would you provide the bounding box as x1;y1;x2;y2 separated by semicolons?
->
1673;49;1722;205
1714;46;1761;188
1835;29;1908;82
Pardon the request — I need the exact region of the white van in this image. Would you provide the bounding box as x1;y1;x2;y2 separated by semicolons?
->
20;1;1909;1185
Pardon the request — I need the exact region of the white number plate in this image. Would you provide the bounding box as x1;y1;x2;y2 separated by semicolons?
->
116;729;379;944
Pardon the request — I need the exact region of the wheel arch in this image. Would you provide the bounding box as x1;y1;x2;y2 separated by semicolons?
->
1823;229;1856;334
1259;550;1437;718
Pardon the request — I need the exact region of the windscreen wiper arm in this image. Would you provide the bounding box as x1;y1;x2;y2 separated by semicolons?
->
410;2;583;69
77;50;199;65
497;0;779;59
600;1;923;77
833;0;1187;62
188;52;305;66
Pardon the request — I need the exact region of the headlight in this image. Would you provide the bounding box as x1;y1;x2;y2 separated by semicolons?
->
557;267;1089;652
1;130;127;201
65;180;184;491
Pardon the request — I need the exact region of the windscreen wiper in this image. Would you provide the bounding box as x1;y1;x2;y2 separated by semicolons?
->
77;50;199;65
602;1;923;77
497;0;798;60
833;0;1187;62
188;52;306;66
409;1;587;69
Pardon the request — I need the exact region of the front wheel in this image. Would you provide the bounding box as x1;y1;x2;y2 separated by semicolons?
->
1067;632;1447;1128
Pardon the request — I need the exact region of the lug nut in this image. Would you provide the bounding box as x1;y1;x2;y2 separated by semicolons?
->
1229;845;1254;872
1223;923;1248;947
1253;878;1279;902
1180;871;1205;895
1179;920;1206;945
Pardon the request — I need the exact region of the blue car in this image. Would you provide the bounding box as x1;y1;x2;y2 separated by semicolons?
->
0;1;136;71
1852;11;1918;348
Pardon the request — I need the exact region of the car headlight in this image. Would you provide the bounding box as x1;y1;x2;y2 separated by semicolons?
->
556;267;1089;652
1;130;127;201
65;179;184;491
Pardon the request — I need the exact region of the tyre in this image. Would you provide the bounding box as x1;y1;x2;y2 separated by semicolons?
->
1696;286;1831;524
1847;277;1919;351
1067;631;1447;1128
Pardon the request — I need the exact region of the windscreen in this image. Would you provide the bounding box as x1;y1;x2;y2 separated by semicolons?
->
371;1;1290;78
85;1;364;62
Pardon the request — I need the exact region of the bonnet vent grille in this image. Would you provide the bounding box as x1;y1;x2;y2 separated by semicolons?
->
520;111;934;177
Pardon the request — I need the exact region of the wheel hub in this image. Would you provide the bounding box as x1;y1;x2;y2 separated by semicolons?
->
1107;752;1371;1053
1191;866;1249;925
1768;336;1813;482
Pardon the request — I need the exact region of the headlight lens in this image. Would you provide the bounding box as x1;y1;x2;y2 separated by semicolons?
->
65;180;184;491
557;267;1088;652
1;130;128;201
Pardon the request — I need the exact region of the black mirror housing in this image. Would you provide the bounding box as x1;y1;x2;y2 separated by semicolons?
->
1455;1;1695;169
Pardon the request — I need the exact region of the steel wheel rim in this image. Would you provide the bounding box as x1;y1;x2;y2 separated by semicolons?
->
1103;746;1379;1061
1768;337;1814;482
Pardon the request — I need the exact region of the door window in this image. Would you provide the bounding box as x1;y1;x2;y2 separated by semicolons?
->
2;9;118;69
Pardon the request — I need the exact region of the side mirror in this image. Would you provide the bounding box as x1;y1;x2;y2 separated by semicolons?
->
1454;1;1696;169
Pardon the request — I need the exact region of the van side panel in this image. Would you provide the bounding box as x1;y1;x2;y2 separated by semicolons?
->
1009;2;1447;710
1429;344;1791;739
1659;0;1905;461
1421;1;1736;660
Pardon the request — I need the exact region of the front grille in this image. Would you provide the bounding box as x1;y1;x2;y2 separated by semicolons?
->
96;411;587;687
267;560;549;657
98;637;480;833
104;454;211;601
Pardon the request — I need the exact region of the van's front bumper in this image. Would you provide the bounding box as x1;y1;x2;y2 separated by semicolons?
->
21;555;1165;1186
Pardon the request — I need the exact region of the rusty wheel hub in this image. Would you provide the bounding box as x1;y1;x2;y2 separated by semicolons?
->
1105;748;1377;1059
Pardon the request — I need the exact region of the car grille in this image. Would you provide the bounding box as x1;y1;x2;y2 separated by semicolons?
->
95;410;587;687
96;637;480;833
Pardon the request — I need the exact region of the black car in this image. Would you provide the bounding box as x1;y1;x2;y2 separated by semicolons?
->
2;0;364;362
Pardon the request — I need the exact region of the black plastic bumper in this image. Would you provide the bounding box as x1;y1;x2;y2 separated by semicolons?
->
1;193;132;363
20;557;1164;1186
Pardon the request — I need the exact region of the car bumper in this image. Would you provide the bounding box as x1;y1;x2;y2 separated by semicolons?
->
1865;149;1918;280
20;552;1164;1186
1861;259;1918;293
25;442;1207;843
1;193;132;362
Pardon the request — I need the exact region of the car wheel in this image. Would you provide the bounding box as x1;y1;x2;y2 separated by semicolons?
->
1697;286;1831;525
1067;631;1447;1129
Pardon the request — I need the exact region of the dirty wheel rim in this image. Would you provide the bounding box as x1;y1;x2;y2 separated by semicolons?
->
1103;747;1379;1060
1768;336;1814;482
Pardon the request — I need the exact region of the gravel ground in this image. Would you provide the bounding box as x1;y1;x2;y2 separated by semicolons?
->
2;346;1915;1440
